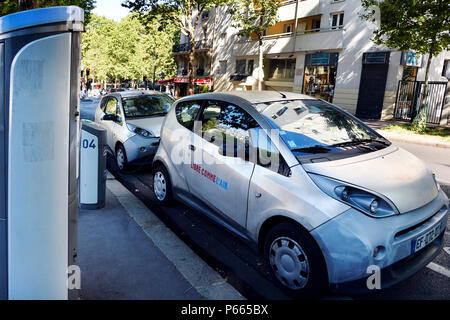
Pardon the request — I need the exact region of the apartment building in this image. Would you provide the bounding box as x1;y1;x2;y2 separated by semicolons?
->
170;0;449;122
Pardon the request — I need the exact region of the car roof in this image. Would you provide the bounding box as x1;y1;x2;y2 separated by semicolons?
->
102;90;172;100
116;90;169;97
177;90;313;105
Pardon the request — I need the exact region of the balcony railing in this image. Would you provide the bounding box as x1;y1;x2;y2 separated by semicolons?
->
296;26;343;34
172;39;213;53
258;26;344;41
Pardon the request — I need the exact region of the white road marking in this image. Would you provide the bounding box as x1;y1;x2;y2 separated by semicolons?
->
427;262;450;278
107;178;245;300
444;247;450;255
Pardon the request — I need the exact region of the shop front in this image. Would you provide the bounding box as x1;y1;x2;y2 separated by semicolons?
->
303;52;339;102
172;77;212;98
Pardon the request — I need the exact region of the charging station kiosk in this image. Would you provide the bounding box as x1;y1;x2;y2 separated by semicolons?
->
0;6;84;299
80;121;107;210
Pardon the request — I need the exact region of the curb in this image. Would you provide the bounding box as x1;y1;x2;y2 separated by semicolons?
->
106;178;245;300
378;131;450;149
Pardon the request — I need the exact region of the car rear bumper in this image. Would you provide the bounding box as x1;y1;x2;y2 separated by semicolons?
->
311;190;449;293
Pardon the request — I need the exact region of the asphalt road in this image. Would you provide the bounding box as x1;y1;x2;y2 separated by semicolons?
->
81;100;450;300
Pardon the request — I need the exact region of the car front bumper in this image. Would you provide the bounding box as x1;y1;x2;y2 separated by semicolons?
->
123;135;160;164
311;189;449;294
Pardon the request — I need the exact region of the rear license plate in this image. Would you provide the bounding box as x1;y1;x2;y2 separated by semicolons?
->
411;223;441;254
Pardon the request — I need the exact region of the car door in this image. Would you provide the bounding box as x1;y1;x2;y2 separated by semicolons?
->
184;100;258;228
101;96;122;151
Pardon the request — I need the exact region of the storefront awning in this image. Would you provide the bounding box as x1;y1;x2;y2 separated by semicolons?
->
172;77;212;85
157;78;174;84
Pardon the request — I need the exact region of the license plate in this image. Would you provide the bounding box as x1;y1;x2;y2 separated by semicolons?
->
411;223;441;254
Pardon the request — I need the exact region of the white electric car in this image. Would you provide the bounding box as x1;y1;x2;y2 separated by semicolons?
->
152;91;449;296
95;90;175;171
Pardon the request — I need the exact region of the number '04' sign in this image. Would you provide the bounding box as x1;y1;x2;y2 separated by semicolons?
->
82;139;96;149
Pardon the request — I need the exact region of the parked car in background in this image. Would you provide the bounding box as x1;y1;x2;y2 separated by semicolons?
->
152;91;449;296
95;90;175;171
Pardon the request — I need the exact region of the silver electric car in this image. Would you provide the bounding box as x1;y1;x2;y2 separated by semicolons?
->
94;90;174;171
152;91;449;296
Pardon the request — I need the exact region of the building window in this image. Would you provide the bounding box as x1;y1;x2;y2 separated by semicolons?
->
268;59;296;79
330;12;344;29
218;60;227;75
247;60;254;75
236;59;247;74
402;66;418;81
284;23;293;33
312;18;321;31
442;60;450;79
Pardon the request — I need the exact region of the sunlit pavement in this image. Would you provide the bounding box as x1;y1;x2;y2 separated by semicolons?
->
80;100;450;300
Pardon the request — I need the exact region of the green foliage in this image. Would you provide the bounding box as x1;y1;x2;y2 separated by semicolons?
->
196;84;210;93
123;0;234;92
81;13;176;83
411;107;428;133
123;0;234;36
230;0;279;40
360;0;450;57
0;0;96;23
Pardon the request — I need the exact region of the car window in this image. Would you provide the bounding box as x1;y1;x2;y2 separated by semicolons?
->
100;97;109;111
105;97;119;115
175;101;202;131
254;128;291;177
122;95;174;119
197;100;259;159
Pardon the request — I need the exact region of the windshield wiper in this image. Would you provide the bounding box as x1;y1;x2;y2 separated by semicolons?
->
290;145;331;154
330;137;390;148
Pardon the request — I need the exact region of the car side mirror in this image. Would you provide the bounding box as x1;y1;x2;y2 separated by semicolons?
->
102;114;118;122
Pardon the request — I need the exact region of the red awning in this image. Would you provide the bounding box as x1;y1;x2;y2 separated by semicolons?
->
157;78;174;84
171;77;212;85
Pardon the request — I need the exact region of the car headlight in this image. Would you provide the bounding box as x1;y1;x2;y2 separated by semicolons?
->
308;173;399;218
432;173;441;191
127;123;154;138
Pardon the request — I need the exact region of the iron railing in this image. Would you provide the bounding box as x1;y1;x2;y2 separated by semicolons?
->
172;39;213;53
394;80;447;124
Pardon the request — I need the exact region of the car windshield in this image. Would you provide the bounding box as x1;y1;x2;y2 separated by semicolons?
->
254;99;387;158
122;95;174;119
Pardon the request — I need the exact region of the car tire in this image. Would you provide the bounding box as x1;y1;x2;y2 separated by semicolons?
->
115;144;129;172
153;165;173;205
263;222;327;298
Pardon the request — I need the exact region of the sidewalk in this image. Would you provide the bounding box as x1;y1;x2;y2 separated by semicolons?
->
365;120;450;148
77;175;244;300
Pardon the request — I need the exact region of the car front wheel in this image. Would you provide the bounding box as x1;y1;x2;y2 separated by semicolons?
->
263;222;327;298
153;165;173;205
116;144;128;172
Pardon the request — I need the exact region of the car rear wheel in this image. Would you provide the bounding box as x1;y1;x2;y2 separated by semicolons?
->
263;222;327;298
153;165;173;205
116;144;128;172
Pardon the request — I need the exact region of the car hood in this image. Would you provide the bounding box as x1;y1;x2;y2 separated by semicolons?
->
126;116;165;137
303;145;439;213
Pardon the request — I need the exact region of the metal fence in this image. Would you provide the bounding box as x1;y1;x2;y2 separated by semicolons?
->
394;80;447;124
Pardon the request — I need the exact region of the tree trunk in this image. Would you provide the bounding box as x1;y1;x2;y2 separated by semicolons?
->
18;0;39;11
188;38;195;95
258;38;264;91
413;48;434;125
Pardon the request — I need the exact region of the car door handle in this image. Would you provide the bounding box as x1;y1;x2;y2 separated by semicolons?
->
189;145;196;151
255;192;262;198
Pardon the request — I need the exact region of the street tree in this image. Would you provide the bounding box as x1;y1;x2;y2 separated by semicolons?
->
0;0;95;23
123;0;234;95
230;0;279;90
361;0;450;130
81;14;176;88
